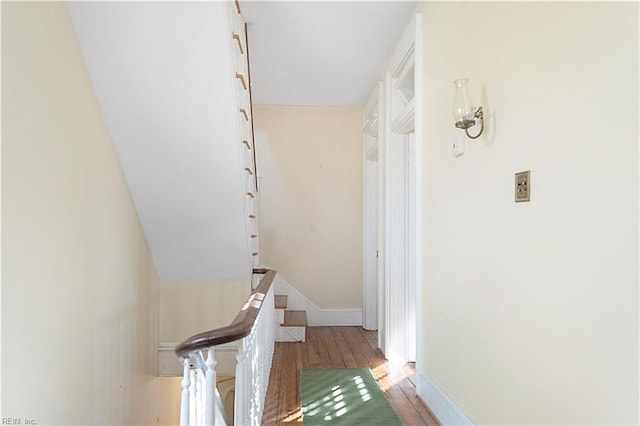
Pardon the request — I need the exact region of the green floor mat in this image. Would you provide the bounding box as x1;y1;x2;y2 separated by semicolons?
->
299;367;402;425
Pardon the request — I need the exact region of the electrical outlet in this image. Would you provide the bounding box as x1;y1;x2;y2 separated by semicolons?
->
515;170;530;202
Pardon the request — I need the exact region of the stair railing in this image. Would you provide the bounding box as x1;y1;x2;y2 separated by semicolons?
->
175;269;277;426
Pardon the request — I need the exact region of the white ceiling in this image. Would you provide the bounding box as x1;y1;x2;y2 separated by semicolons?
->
241;1;418;106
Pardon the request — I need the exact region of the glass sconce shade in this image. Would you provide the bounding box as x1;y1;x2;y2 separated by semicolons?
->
453;78;476;127
452;78;485;139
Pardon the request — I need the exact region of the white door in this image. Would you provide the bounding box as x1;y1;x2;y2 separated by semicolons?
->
385;129;416;363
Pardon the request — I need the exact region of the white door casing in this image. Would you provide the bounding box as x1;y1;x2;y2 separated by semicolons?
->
363;87;380;331
382;13;421;364
363;13;422;364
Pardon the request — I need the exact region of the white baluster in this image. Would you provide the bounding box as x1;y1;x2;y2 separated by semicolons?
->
180;358;191;426
252;333;259;424
189;368;197;426
196;370;204;426
257;286;275;425
259;326;267;416
234;339;248;425
201;370;207;426
205;347;217;426
247;333;255;424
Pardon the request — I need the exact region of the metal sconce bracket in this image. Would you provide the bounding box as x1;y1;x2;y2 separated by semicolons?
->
455;106;484;139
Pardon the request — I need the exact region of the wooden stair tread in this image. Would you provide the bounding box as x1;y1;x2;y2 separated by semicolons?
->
282;310;307;327
275;295;288;309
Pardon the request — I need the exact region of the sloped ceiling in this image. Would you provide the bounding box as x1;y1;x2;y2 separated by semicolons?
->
67;2;252;281
241;1;418;105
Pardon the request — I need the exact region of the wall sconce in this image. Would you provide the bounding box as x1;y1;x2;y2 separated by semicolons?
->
453;78;484;139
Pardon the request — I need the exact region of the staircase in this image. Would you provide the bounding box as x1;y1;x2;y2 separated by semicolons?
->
204;291;307;425
275;294;307;342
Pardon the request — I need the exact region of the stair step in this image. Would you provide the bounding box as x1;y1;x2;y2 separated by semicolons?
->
282;310;307;327
275;295;288;309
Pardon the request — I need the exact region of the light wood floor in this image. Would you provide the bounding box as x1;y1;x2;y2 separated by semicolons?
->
261;326;439;425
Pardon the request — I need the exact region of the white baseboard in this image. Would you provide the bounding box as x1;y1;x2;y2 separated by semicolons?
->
272;274;362;326
417;371;474;426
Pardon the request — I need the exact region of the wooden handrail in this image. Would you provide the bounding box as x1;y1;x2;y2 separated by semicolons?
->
175;269;276;359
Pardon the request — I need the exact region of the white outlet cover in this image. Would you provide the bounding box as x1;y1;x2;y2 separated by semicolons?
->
452;135;465;157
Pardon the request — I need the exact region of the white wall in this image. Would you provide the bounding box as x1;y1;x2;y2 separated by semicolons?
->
254;106;363;309
2;3;163;423
418;2;638;424
160;280;251;342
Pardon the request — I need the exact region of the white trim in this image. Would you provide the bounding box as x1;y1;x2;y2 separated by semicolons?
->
417;372;475;426
363;86;380;138
365;133;379;160
272;274;362;326
382;70;392;358
413;10;425;385
386;15;416;78
363;157;379;330
376;81;387;352
391;98;415;134
384;14;418;363
363;87;380;331
363;84;379;119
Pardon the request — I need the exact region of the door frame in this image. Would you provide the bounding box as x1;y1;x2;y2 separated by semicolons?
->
381;13;422;364
362;13;422;366
362;85;381;331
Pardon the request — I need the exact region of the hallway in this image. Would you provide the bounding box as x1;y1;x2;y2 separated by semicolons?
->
261;326;438;425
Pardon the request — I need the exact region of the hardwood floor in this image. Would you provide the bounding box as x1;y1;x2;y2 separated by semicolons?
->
261;326;439;425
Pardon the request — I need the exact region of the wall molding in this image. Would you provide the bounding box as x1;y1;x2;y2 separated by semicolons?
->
417;371;474;426
273;274;362;326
